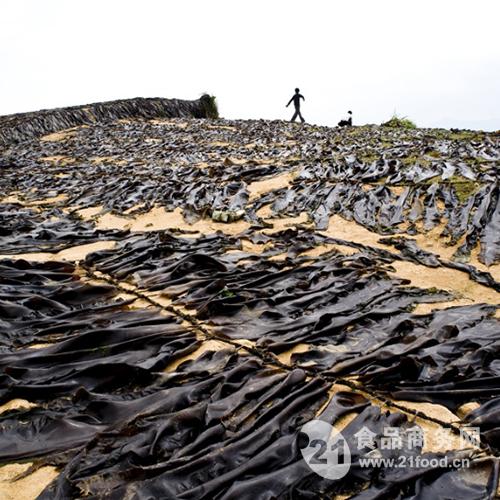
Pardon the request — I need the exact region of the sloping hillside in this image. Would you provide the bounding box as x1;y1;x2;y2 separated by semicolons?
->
0;101;499;498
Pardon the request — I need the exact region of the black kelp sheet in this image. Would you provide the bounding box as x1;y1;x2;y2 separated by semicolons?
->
0;253;498;497
0;279;495;500
83;229;500;454
0;204;127;254
0;96;216;146
1;120;498;264
1;117;500;497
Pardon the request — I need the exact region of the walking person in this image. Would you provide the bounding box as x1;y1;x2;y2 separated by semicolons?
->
286;88;305;123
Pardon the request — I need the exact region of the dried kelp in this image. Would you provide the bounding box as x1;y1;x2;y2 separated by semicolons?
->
1;118;498;263
82;229;500;451
1;112;499;498
0;204;127;254
1;329;494;498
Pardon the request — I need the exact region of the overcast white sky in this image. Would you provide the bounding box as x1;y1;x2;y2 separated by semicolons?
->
1;1;499;130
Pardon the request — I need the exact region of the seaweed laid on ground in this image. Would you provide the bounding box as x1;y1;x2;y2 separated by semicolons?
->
0;204;127;254
82;230;498;398
1;117;497;264
1;286;495;499
0;109;499;498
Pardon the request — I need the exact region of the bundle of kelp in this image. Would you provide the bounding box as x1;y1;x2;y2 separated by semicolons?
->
0;94;218;146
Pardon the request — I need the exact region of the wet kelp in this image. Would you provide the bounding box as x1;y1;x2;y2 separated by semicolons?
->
36;390;498;499
1;119;498;264
0;259;199;353
1;114;499;498
84;229;456;348
0;203;127;254
83;228;500;450
83;229;497;376
0;237;498;497
0;264;496;498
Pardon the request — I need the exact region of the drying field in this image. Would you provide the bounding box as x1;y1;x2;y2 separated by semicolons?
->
0;108;499;498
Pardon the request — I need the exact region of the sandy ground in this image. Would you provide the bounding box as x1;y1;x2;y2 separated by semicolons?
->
0;403;56;500
39;155;76;165
0;463;59;500
40;126;87;142
94;206;251;235
1;194;68;206
247;170;297;201
0;241;116;263
390;260;500;308
321;215;391;250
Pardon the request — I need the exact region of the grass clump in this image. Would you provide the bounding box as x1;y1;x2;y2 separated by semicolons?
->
220;287;236;299
382;114;417;129
449;130;477;141
200;94;219;119
360;153;379;163
446;175;479;203
401;156;431;167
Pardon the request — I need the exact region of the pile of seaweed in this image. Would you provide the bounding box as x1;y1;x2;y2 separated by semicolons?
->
0;95;217;146
0;110;499;498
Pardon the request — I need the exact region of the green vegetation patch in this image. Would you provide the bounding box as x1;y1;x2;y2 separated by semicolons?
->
401;156;431;167
359;153;379;163
220;287;236;298
382;114;417;129
445;175;480;203
449;130;478;141
201;94;219;119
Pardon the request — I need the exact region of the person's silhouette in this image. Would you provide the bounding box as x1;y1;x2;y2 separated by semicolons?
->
286;88;305;123
338;111;353;127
